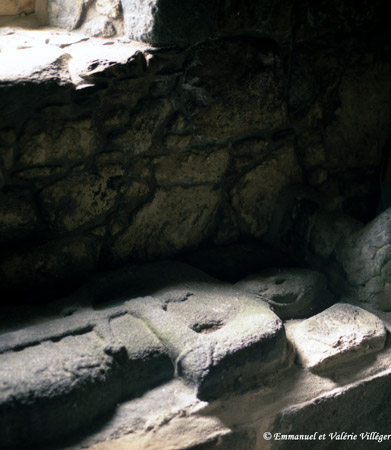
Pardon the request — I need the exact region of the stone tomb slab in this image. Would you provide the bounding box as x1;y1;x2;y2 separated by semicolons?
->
125;281;290;400
291;303;387;372
0;261;290;448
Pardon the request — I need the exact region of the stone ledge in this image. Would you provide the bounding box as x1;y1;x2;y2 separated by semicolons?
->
0;28;151;87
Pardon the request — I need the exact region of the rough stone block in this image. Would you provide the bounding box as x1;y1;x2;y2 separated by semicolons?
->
109;314;174;397
0;332;115;448
112;186;222;261
291;303;386;372
231;145;302;238
338;207;391;310
47;0;87;30
39;173;118;232
96;0;121;20
0;308;173;448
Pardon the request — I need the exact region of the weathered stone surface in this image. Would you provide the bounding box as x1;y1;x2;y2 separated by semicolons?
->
231;138;270;174
0;29;149;86
0;261;290;448
18;119;96;168
231;145;302;238
291;303;386;371
0;11;389;307
338;207;391;310
153;149;230;186
0;332;113;448
47;0;87;30
84;17;116;38
235;268;334;320
96;0;121;20
110;99;173;155
122;0;219;46
258;370;391;450
126;292;288;400
0;307;173;449
39;173;118;232
112;186;222;261
190;71;287;140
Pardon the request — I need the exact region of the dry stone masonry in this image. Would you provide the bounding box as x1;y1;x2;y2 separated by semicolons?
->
0;1;391;449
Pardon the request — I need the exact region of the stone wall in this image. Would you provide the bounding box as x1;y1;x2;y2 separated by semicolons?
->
0;0;390;302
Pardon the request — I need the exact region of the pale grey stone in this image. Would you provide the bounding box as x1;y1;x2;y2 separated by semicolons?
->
338;207;391;310
291;303;387;371
84;17;116;37
0;261;290;449
0;332;115;447
235;268;334;319
47;0;88;30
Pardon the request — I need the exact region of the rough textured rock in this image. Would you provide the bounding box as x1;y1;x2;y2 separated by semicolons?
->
264;185;389;303
153;149;230;186
231;145;302;238
0;5;389;301
47;0;88;30
235;268;334;320
96;0;121;20
0;332;114;448
338;207;391;310
259;370;391;450
84;17;116;38
56;336;391;450
0;3;390;449
18;119;96;168
291;303;386;372
112;186;222;261
0;316;173;449
39;173;118;233
0;261;290;448
111;99;173;155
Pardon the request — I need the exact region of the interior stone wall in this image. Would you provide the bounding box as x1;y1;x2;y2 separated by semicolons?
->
0;0;390;302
